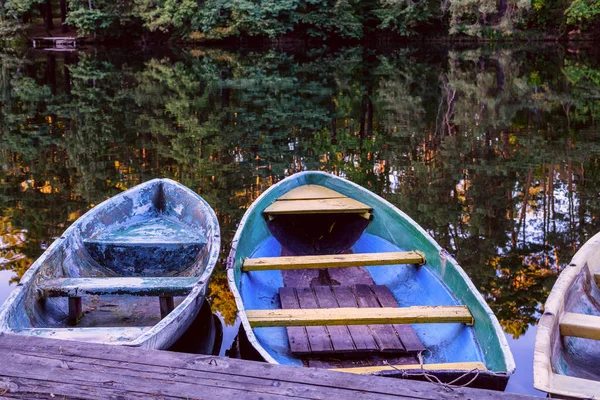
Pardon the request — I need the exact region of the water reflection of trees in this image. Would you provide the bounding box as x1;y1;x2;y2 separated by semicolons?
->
1;45;600;337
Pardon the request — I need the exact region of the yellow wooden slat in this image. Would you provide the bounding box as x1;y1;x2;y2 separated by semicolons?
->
278;185;347;201
243;251;425;271
263;198;372;215
595;271;600;287
246;306;473;327
332;361;487;374
560;312;600;340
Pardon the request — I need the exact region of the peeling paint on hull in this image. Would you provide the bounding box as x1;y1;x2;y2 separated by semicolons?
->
0;178;220;349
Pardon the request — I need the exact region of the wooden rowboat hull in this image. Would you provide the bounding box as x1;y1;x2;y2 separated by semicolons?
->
227;171;514;390
0;179;220;349
534;231;600;399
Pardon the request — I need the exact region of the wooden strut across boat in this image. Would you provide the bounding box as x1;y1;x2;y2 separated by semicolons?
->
534;230;600;399
0;179;220;349
227;172;515;391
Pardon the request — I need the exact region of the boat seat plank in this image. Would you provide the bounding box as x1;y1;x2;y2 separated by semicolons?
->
296;288;334;354
246;306;473;327
263;198;372;216
353;284;405;353
279;287;311;355
333;361;487;374
243;251;425;272
371;285;426;353
39;277;198;298
15;326;151;343
560;312;600;340
594;271;600;287
312;286;357;353
278;185;347;201
332;286;379;352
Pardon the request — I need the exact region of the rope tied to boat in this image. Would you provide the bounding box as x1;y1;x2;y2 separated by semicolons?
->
382;350;481;391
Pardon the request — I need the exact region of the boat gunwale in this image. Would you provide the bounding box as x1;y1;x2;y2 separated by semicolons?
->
0;178;221;349
533;230;600;399
226;171;515;375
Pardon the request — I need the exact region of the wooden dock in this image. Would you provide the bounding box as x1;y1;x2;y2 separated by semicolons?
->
0;333;537;399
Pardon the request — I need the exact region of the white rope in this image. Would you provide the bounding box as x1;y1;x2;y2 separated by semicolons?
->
382;350;482;391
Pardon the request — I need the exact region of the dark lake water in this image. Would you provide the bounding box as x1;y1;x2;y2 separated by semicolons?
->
1;42;600;396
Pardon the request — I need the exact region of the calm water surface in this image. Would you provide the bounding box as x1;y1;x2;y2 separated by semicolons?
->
1;43;600;396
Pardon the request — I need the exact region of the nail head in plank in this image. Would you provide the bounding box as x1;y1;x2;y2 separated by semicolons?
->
296;288;334;354
279;287;311;355
246;306;474;328
263;198;372;216
560;312;600;340
333;361;488;374
312;286;357;353
277;185;347;201
332;286;379;352
353;284;405;353
243;251;426;272
371;285;426;353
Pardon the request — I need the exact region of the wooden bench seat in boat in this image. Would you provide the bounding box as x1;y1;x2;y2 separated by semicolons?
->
38;277;198;324
560;312;600;340
243;251;425;271
251;284;445;356
38;277;198;298
263;185;372;217
14;326;151;342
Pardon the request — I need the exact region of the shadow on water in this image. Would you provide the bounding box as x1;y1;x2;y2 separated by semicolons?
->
1;42;600;394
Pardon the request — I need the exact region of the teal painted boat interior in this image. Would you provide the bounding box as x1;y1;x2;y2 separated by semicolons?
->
228;171;514;376
0;179;220;349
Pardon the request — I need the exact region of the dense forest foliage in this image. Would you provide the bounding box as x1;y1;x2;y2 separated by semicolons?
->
0;0;599;41
1;45;599;336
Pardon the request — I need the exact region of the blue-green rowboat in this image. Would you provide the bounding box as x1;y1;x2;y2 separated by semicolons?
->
227;171;514;390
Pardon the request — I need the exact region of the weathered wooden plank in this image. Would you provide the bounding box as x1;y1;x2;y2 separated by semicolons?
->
296;287;334;354
246;306;474;327
353;284;405;352
39;277;198;298
15;327;151;342
263;198;372;215
551;373;600;399
312;286;357;353
560;312;600;340
278;185;347;200
332;286;379;352
371;285;425;353
333;362;488;374
278;287;311;354
244;251;425;271
0;334;536;400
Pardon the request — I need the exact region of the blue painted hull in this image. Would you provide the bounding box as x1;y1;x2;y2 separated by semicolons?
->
0;179;220;349
227;171;515;389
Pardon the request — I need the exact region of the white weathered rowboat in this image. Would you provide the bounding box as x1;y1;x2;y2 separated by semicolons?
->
0;178;220;349
534;231;600;399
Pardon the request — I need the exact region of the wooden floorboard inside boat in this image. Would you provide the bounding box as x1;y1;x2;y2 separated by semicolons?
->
0;333;536;399
278;284;425;358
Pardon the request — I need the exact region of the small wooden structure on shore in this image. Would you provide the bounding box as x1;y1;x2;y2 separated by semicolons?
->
32;37;78;50
0;333;537;399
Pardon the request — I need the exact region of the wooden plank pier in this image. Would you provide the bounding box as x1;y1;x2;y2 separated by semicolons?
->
0;333;538;399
